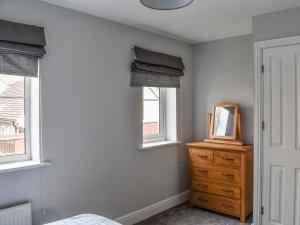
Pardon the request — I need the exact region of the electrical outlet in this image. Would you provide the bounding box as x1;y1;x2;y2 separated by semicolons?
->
179;161;184;180
180;162;183;168
42;208;46;216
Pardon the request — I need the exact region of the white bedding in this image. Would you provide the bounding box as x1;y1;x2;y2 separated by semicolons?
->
45;214;122;225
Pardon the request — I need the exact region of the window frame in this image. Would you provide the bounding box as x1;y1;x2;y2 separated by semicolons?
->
0;77;32;164
143;87;166;144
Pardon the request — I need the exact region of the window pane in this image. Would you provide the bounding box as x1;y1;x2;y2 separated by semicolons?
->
143;87;160;136
0;75;25;157
143;87;159;100
143;100;160;136
0;75;24;97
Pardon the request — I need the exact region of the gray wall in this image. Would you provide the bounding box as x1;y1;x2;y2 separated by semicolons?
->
193;34;254;144
253;7;300;41
0;0;194;224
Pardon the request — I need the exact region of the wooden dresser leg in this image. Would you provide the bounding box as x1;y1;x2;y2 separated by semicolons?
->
240;216;246;223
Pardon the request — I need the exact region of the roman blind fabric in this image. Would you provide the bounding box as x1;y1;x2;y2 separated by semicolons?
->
0;19;46;77
131;46;184;88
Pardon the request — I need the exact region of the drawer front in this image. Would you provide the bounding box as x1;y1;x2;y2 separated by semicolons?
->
191;192;240;217
215;151;241;167
189;148;213;165
192;166;241;184
191;179;241;199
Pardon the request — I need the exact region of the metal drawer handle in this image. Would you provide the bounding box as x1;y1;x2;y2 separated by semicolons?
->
223;157;234;161
222;204;234;209
222;188;234;193
198;184;208;189
222;173;234;177
198;170;208;174
198;198;208;203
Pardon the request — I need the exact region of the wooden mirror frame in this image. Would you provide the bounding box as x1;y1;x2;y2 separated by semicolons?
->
205;103;243;145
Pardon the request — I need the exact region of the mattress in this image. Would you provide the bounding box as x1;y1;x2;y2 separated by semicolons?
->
44;214;122;225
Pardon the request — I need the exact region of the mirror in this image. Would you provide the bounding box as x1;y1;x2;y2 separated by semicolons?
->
209;103;239;140
213;106;235;136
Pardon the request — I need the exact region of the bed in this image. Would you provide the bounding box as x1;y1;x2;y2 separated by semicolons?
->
44;214;122;225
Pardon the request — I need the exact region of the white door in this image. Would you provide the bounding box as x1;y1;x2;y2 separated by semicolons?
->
262;44;300;225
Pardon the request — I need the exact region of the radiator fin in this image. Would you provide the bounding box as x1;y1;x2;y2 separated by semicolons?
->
0;203;32;225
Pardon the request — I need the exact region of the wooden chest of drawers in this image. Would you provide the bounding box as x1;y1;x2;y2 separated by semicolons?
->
187;141;253;222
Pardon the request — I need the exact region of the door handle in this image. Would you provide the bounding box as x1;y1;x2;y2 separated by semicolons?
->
222;188;234;193
222;204;233;209
222;173;234;177
198;198;208;203
223;157;234;161
198;184;208;189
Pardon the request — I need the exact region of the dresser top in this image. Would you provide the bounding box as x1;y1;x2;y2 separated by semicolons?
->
186;141;253;152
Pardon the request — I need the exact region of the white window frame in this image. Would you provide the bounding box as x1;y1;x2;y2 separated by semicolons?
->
0;76;36;164
143;87;166;144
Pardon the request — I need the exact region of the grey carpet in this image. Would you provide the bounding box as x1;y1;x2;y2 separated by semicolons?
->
135;203;252;225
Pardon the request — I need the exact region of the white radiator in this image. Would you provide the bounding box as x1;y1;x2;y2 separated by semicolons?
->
0;202;32;225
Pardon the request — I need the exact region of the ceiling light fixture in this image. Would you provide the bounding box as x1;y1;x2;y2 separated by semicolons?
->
140;0;193;10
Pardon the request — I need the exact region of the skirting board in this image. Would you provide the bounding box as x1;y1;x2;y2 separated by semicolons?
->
115;190;189;225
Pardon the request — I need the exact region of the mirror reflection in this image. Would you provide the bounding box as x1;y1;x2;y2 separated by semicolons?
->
213;106;235;137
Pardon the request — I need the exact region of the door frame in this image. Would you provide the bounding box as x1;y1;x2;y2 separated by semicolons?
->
254;35;300;225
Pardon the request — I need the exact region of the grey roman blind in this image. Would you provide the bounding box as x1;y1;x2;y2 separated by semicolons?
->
131;47;184;88
0;19;46;77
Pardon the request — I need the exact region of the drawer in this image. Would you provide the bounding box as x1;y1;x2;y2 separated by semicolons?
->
191;178;241;199
192;166;241;184
191;192;240;217
189;148;213;165
214;151;241;167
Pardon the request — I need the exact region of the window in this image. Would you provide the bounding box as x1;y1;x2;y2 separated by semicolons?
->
143;87;166;143
0;74;39;164
141;87;180;148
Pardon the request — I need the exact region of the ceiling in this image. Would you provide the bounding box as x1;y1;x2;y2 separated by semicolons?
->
41;0;300;44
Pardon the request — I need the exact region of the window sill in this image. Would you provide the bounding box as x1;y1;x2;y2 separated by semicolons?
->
0;160;50;174
140;141;182;150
